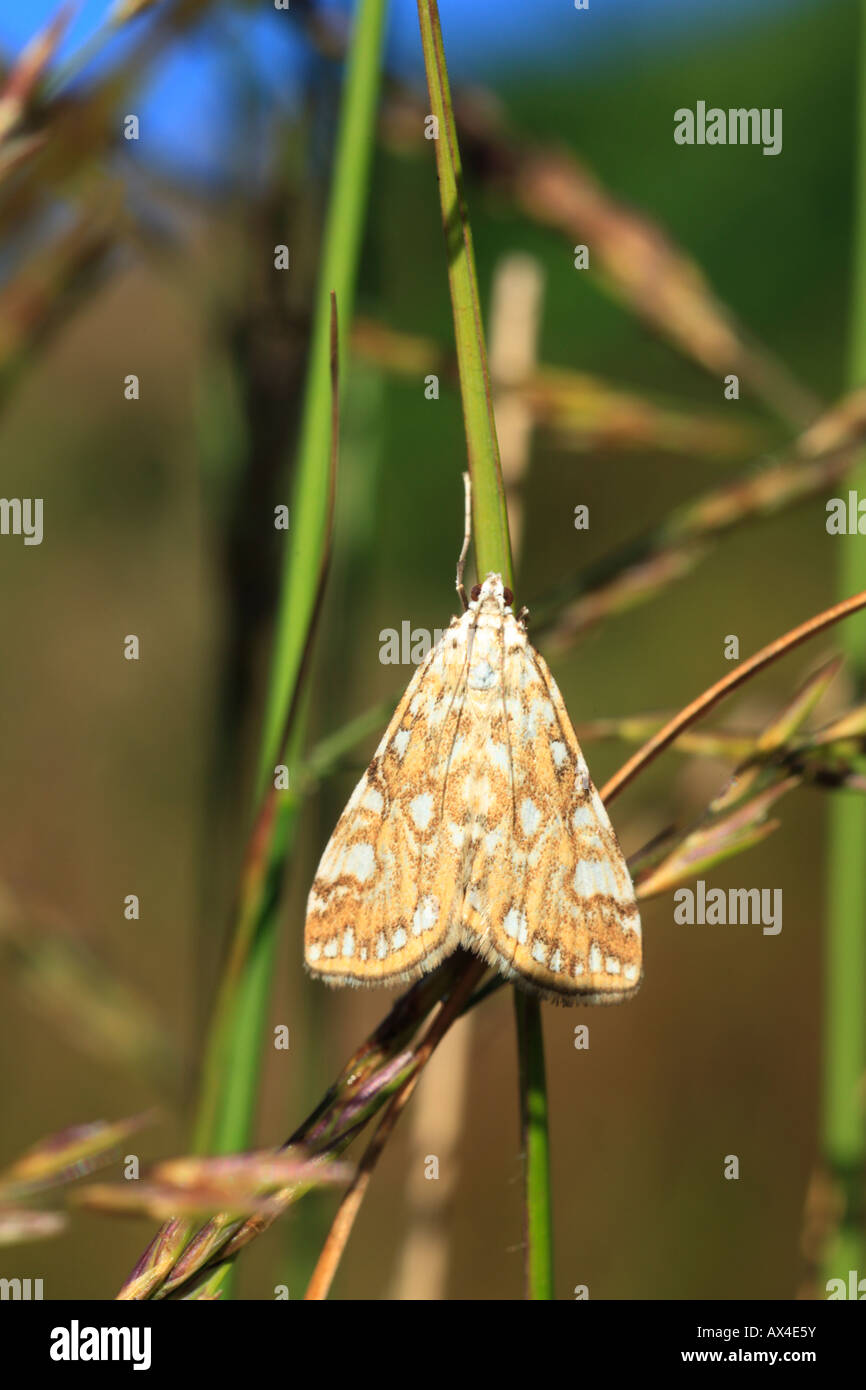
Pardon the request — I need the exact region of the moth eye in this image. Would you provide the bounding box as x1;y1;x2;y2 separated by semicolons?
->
503;586;514;607
470;584;482;601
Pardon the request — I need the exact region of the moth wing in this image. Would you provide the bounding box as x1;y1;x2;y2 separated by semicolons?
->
304;620;474;986
466;634;641;1004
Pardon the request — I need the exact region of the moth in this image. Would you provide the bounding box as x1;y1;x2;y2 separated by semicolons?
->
304;572;641;1004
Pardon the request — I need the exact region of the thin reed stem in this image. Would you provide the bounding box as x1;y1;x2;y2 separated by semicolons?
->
600;590;866;804
417;0;550;1300
820;0;866;1290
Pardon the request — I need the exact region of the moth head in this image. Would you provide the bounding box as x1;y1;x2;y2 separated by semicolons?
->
469;573;514;612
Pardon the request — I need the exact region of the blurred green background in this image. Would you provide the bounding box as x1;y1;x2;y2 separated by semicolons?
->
0;0;859;1298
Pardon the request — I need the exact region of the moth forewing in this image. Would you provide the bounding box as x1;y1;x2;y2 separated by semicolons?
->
475;638;642;1004
304;572;641;1004
303;619;469;984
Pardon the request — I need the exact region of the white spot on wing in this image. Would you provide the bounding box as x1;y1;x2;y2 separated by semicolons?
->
468;884;484;913
448;822;464;849
413;895;439;935
503;906;528;943
343;843;375;882
573;860;618;897
526;698;555;737
487;740;510;774
360;785;384;815
469;659;496;690
572;803;597;830
409;792;434;831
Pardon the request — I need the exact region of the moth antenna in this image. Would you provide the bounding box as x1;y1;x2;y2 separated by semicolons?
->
456;471;472;611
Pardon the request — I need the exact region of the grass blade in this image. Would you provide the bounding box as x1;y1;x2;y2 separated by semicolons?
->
417;0;550;1301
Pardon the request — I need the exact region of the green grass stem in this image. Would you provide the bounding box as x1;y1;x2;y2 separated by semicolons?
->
416;0;552;1300
820;0;866;1290
194;0;388;1165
